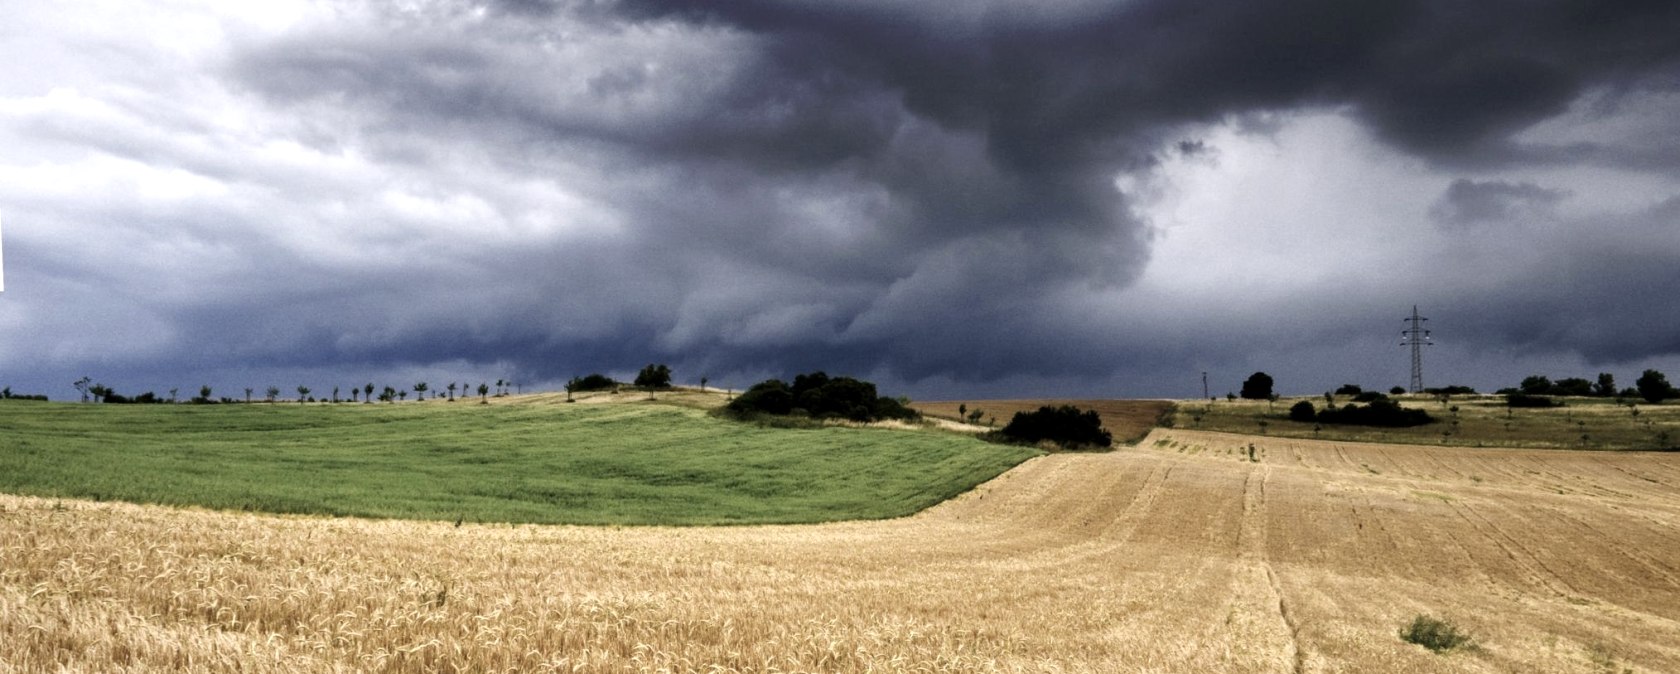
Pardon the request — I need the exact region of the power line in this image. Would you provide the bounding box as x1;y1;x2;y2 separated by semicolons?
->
1400;305;1432;393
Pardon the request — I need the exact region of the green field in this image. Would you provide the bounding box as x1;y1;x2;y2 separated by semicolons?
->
0;398;1037;525
1175;394;1680;450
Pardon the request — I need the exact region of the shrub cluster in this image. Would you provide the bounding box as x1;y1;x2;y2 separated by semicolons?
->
1292;399;1434;427
1504;393;1562;408
0;387;47;401
99;390;166;404
991;405;1112;449
1399;615;1474;653
568;374;618;392
726;372;918;422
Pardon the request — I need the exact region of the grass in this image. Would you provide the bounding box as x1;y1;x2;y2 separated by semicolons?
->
0;397;1036;525
1175;394;1680;450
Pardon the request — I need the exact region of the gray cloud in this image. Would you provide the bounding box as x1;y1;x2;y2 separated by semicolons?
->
3;0;1680;401
1430;179;1568;228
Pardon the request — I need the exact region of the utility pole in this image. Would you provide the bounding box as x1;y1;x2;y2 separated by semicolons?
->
1400;305;1431;393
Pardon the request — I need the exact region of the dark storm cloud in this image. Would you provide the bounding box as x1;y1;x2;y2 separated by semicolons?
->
7;0;1680;400
209;0;1680;387
1451;197;1680;363
620;0;1680;161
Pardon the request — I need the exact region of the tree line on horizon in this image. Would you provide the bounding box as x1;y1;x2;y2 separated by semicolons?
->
16;362;692;406
41;377;523;405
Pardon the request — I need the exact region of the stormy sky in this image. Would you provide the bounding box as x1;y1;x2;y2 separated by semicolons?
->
3;0;1680;401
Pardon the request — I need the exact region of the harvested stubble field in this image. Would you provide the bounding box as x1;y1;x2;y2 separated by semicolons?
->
7;427;1680;672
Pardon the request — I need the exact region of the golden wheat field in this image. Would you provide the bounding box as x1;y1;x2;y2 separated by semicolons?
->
5;428;1680;673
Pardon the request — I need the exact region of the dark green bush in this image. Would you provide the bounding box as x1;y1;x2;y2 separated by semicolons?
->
1288;400;1316;422
1317;399;1433;427
726;372;918;422
1505;393;1562;408
569;374;618;391
730;379;795;416
634;363;672;389
1352;391;1388;403
1240;372;1274;400
1399;615;1474;653
994;405;1112;449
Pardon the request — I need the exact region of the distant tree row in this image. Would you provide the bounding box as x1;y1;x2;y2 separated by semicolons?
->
0;386;48;401
62;378;519;404
1500;370;1677;404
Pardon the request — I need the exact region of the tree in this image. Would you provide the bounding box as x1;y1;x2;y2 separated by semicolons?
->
496;379;505;397
1636;369;1676;404
700;376;708;392
265;386;279;402
1289;400;1316;422
172;387;181;403
1239;372;1273;400
1334;384;1363;396
74;376;92;403
243;388;253;403
399;390;407;401
1519;375;1553;396
414;382;428;401
634;364;673;389
199;385;213;402
365;383;375;404
297;386;311;403
332;386;340;403
478;382;489;402
447;382;457;401
1593;372;1617;397
1389;386;1407;395
1553;377;1593;397
351;388;359;403
89;383;110;403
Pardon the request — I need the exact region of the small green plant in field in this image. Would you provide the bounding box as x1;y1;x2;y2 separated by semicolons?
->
1399;615;1475;653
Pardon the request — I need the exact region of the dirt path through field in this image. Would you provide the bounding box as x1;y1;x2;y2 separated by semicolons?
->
6;430;1680;672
